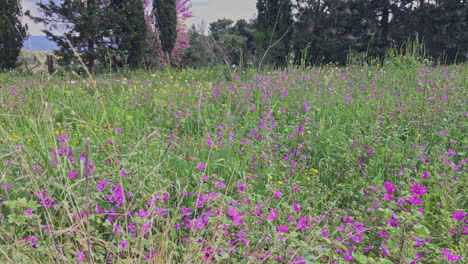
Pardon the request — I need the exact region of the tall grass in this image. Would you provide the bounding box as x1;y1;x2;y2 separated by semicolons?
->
0;59;466;263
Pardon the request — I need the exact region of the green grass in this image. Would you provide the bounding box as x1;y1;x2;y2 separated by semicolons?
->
0;62;466;263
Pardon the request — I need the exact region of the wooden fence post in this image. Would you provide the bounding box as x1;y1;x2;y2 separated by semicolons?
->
47;55;54;74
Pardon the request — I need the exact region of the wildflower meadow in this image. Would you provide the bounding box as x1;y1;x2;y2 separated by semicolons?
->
0;60;466;263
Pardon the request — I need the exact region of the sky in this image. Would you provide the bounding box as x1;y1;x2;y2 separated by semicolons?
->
22;0;257;36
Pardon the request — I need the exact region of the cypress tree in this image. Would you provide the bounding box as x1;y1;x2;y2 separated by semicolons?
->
109;0;148;69
153;0;177;67
0;0;27;71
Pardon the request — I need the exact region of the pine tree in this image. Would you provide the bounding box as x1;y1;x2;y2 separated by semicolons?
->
28;0;105;73
0;0;27;71
255;0;293;67
153;0;177;67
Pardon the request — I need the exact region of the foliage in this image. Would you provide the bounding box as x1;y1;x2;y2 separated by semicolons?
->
0;0;27;71
255;0;293;67
292;0;467;66
108;0;148;69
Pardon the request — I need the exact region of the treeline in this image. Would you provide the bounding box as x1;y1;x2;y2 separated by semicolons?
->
1;0;191;73
1;0;466;73
183;0;467;68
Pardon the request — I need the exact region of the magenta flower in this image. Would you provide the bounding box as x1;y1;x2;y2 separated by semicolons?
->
69;170;79;179
214;181;226;189
19;236;39;247
276;225;289;233
197;162;206;171
453;210;467;221
58;134;70;143
411;184;428;196
408;196;424;205
388;218;400;227
116;128;123;134
237;182;247;192
268;208;278;221
441;248;462;261
96;179;110;191
26;208;35;216
382;247;391;257
439;131;448;135
384;193;397;200
74;252;86;262
120;241;128;249
274;189;282;198
383;181;395;193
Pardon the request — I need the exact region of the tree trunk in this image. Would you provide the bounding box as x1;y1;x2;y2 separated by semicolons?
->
47;55;54;74
166;51;171;68
239;49;244;70
381;0;390;41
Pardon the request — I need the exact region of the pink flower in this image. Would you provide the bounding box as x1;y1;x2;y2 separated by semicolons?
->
276;225;289;233
439;131;448;135
116;128;123;134
58;134;70;143
382;247;391;257
197;162;206;171
453;210;467;221
274;189;282;198
388;218;400;227
268;208;278;221
237;182;247;192
383;181;395;193
384;193;397;200
411;184;428;196
120;241;128;249
214;181;226;189
26;208;35;216
441;248;462;261
74;252;86;262
408;196;424;205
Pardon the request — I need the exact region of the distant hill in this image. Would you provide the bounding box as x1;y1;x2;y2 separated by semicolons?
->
23;36;58;51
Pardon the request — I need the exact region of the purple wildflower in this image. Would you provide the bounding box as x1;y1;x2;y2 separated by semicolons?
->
441;248;462;261
453;210;466;221
411;184;428;196
197;162;206;171
383;181;395;193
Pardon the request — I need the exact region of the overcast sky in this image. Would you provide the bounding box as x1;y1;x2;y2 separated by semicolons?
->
22;0;257;36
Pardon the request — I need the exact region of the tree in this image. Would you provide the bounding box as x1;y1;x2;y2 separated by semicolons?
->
389;0;467;63
255;0;293;67
109;0;148;69
182;25;210;68
28;0;107;73
0;0;27;71
153;0;177;67
144;0;192;68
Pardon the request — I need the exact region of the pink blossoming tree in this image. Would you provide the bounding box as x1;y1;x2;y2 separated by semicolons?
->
145;0;192;67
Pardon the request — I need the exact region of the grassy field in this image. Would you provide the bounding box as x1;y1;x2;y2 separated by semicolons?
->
0;60;466;263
